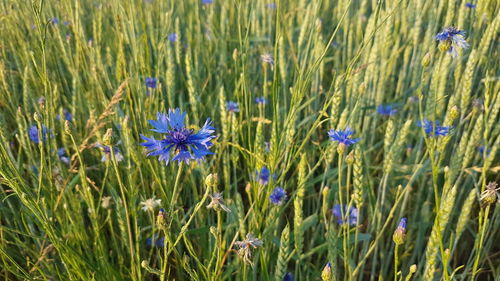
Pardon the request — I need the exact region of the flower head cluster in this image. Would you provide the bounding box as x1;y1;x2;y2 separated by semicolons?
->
393;218;408;245
140;197;162;212
51;18;59;24
97;144;124;162
256;166;271;185
57;148;70;164
206;192;231;212
226;101;240;113
167;33;178;42
418;120;450;137
376;104;397;116
328;127;360;154
234;233;263;265
28;125;49;144
264;141;270;153
255;97;267;105
435;27;469;57
477;146;491;157
270;186;287;205
140;109;216;165
465;2;476;8
56;109;73;122
145;77;158;89
332;204;358;226
267;3;277;9
146;234;165;247
283;273;294;281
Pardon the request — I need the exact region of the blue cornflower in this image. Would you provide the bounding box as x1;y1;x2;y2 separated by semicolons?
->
146;235;165;247
57;148;70;164
51;18;59;24
32;165;39;176
56;109;73;122
267;3;277;9
256;166;271;185
145;77;158;89
28;125;48;144
264;141;270;153
97;144;124;162
260;54;274;70
418;120;450;137
435;27;469;57
270;186;287;205
202;0;213;4
255;97;267;105
140;109;216;165
332;204;358;226
226;101;240;113
168;33;178;42
465;2;476;8
376;104;397;116
63;21;70;26
63;110;73;121
478;146;491;157
283;272;294;281
328;127;360;147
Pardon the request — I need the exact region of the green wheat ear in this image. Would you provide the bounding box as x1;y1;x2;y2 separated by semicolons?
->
274;224;290;281
454;188;476;247
423;185;457;281
294;154;307;257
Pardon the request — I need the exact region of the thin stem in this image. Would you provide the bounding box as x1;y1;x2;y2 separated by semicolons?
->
169;162;184;213
472;205;491;279
394;244;399;281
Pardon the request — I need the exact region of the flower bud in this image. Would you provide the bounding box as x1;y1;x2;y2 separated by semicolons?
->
156;208;166;227
210;226;217;237
205;173;218;188
33;112;41;122
421;52;431;67
103;128;113;146
232;48;238;61
392;218;407;245
322;186;330;198
449;106;459;121
321;262;332;281
346;151;354;165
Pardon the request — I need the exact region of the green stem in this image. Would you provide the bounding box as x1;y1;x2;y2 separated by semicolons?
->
394;244;399;281
472;205;491;279
110;148;137;280
169;162;184;213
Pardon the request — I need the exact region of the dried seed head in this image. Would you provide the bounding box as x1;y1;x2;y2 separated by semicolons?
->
480;182;498;206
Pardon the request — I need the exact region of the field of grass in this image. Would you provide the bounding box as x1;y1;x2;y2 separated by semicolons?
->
0;0;499;280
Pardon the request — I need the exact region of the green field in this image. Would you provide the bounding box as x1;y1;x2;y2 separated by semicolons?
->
0;0;498;280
